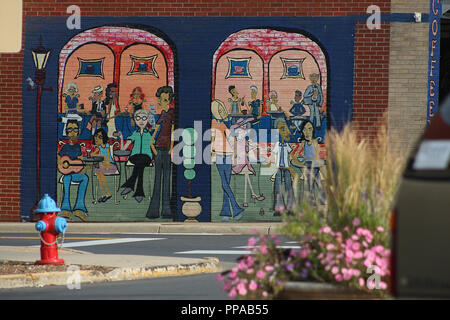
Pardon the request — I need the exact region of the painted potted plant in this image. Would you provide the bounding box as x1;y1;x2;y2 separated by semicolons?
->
180;127;202;222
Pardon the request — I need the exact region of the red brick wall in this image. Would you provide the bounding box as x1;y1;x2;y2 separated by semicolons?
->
353;22;391;144
0;0;391;221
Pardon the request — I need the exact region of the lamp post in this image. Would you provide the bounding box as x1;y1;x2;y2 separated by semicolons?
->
30;36;52;200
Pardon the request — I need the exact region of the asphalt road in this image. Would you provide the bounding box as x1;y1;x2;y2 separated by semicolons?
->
0;273;229;300
0;232;299;300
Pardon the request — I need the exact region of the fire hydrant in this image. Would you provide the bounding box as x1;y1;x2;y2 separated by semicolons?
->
34;194;67;265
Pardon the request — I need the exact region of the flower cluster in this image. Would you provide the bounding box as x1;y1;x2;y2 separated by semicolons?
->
307;219;390;292
216;232;310;299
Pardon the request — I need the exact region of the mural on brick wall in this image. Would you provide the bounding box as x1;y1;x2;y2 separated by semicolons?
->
210;29;328;222
56;26;176;222
23;18;338;222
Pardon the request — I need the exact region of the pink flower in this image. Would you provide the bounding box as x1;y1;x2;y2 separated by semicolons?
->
343;271;352;281
247;237;258;247
379;281;388;290
346;249;354;259
374;245;385;254
326;244;335;250
301;249;310;259
228;271;237;279
238;261;247;271
216;274;223;281
256;270;266;279
352;242;361;252
249;280;258;291
265;265;274;272
246;256;255;267
262;291;269;298
351;269;361;277
335;274;343;282
358;277;365;287
229;288;237;298
356;228;365;236
322;226;332;234
363;258;372;268
331;266;339;274
259;243;269;255
354;251;363;259
246;268;254;274
237;282;247;296
353;218;361;226
377;226;385;233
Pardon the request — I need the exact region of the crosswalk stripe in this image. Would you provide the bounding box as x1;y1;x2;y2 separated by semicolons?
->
233;245;302;249
175;250;252;255
31;237;165;248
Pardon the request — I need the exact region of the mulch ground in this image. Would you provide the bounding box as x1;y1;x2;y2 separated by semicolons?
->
0;261;115;275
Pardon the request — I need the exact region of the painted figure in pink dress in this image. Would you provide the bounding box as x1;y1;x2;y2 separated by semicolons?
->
230;117;265;207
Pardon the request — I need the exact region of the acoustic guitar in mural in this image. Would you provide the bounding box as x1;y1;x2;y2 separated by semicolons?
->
58;155;85;175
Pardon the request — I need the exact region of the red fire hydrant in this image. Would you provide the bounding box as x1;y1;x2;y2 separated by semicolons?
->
34;194;68;265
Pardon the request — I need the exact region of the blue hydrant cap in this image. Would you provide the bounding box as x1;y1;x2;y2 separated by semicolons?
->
54;217;68;234
34;194;61;213
35;220;47;232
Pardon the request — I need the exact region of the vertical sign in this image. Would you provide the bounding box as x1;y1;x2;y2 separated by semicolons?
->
427;0;442;125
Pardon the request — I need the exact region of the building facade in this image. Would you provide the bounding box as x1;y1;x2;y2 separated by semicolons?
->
0;0;439;222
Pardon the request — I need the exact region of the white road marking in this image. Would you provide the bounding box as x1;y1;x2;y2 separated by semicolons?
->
32;237;166;248
233;245;302;249
175;250;252;255
175;245;301;255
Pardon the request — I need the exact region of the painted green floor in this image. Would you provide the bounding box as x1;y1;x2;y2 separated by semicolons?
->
56;163;318;222
56;165;172;222
211;163;309;222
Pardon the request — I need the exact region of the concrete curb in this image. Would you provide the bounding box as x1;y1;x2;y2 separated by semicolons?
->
0;258;221;289
0;222;282;235
277;281;379;300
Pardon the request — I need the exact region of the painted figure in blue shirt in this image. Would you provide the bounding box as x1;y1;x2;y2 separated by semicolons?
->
62;82;80;116
228;85;243;114
92;128;118;203
57;119;89;221
289;90;306;116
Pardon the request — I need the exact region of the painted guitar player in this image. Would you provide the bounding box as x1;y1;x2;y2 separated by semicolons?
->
57;119;89;221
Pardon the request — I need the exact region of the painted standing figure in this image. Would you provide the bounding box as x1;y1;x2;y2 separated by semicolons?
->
270;118;296;215
87;85;106;136
104;83;120;138
298;120;326;204
230;117;265;207
91;128;118;203
211;99;244;221
147;86;175;219
302;73;324;130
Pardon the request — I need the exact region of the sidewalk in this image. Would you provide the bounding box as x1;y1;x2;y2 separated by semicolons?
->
0;222;282;289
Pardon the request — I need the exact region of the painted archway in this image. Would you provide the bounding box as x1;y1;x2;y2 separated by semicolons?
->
210;28;328;222
56;26;176;222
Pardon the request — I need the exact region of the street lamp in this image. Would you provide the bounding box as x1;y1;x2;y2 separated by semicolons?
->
30;36;52;201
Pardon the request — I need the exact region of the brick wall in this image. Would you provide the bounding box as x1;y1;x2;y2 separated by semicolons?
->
353;22;391;144
0;0;391;221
